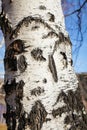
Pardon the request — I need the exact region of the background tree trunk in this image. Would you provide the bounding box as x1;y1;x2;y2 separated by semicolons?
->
1;0;87;130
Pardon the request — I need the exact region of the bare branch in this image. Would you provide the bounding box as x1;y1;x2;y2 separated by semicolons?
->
65;0;87;17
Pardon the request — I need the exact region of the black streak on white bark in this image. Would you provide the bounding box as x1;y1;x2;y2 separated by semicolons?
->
48;55;58;82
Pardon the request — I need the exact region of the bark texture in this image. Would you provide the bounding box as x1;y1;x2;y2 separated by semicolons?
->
1;0;87;130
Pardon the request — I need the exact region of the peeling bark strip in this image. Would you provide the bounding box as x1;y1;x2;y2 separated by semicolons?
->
52;88;87;130
9;16;59;39
31;48;46;61
31;87;44;96
28;100;47;130
0;11;12;36
18;55;27;73
48;55;58;82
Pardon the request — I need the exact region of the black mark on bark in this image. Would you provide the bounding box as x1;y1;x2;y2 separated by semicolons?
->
16;80;25;100
9;0;13;3
60;52;68;68
3;111;16;130
31;87;44;96
28;100;47;130
48;12;55;22
52;106;68;117
6;39;28;55
52;89;87;130
31;48;46;61
31;25;40;31
18;111;28;130
0;11;12;37
39;5;46;10
18;55;27;73
48;55;58;82
58;32;65;42
3;79;25;130
9;16;58;39
42;31;58;39
3;79;16;95
4;56;17;71
43;78;47;83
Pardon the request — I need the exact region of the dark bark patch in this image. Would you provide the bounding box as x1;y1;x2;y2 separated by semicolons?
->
6;39;27;56
16;80;25;100
9;0;13;3
31;25;40;31
3;79;17;95
28;100;47;130
42;31;58;39
48;55;58;82
31;48;46;61
3;111;16;130
39;5;46;10
26;96;30;100
53;88;87;130
45;118;51;122
58;32;65;42
31;87;44;96
52;106;68;117
4;56;17;71
43;78;47;83
18;55;27;73
60;52;68;68
48;12;55;22
70;59;73;66
58;32;72;45
3;79;25;130
18;111;28;130
0;11;12;36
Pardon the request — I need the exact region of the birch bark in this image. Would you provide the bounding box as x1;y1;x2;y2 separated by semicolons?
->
1;0;86;130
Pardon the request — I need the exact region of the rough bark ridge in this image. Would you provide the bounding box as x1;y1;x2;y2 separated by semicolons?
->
1;0;87;130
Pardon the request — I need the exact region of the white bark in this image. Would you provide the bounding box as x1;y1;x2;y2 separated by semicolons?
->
1;0;81;130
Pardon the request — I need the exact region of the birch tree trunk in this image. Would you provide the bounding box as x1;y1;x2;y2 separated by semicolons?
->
1;0;87;130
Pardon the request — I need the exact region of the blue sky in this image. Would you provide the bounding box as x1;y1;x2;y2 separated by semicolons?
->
0;0;87;78
62;0;87;73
